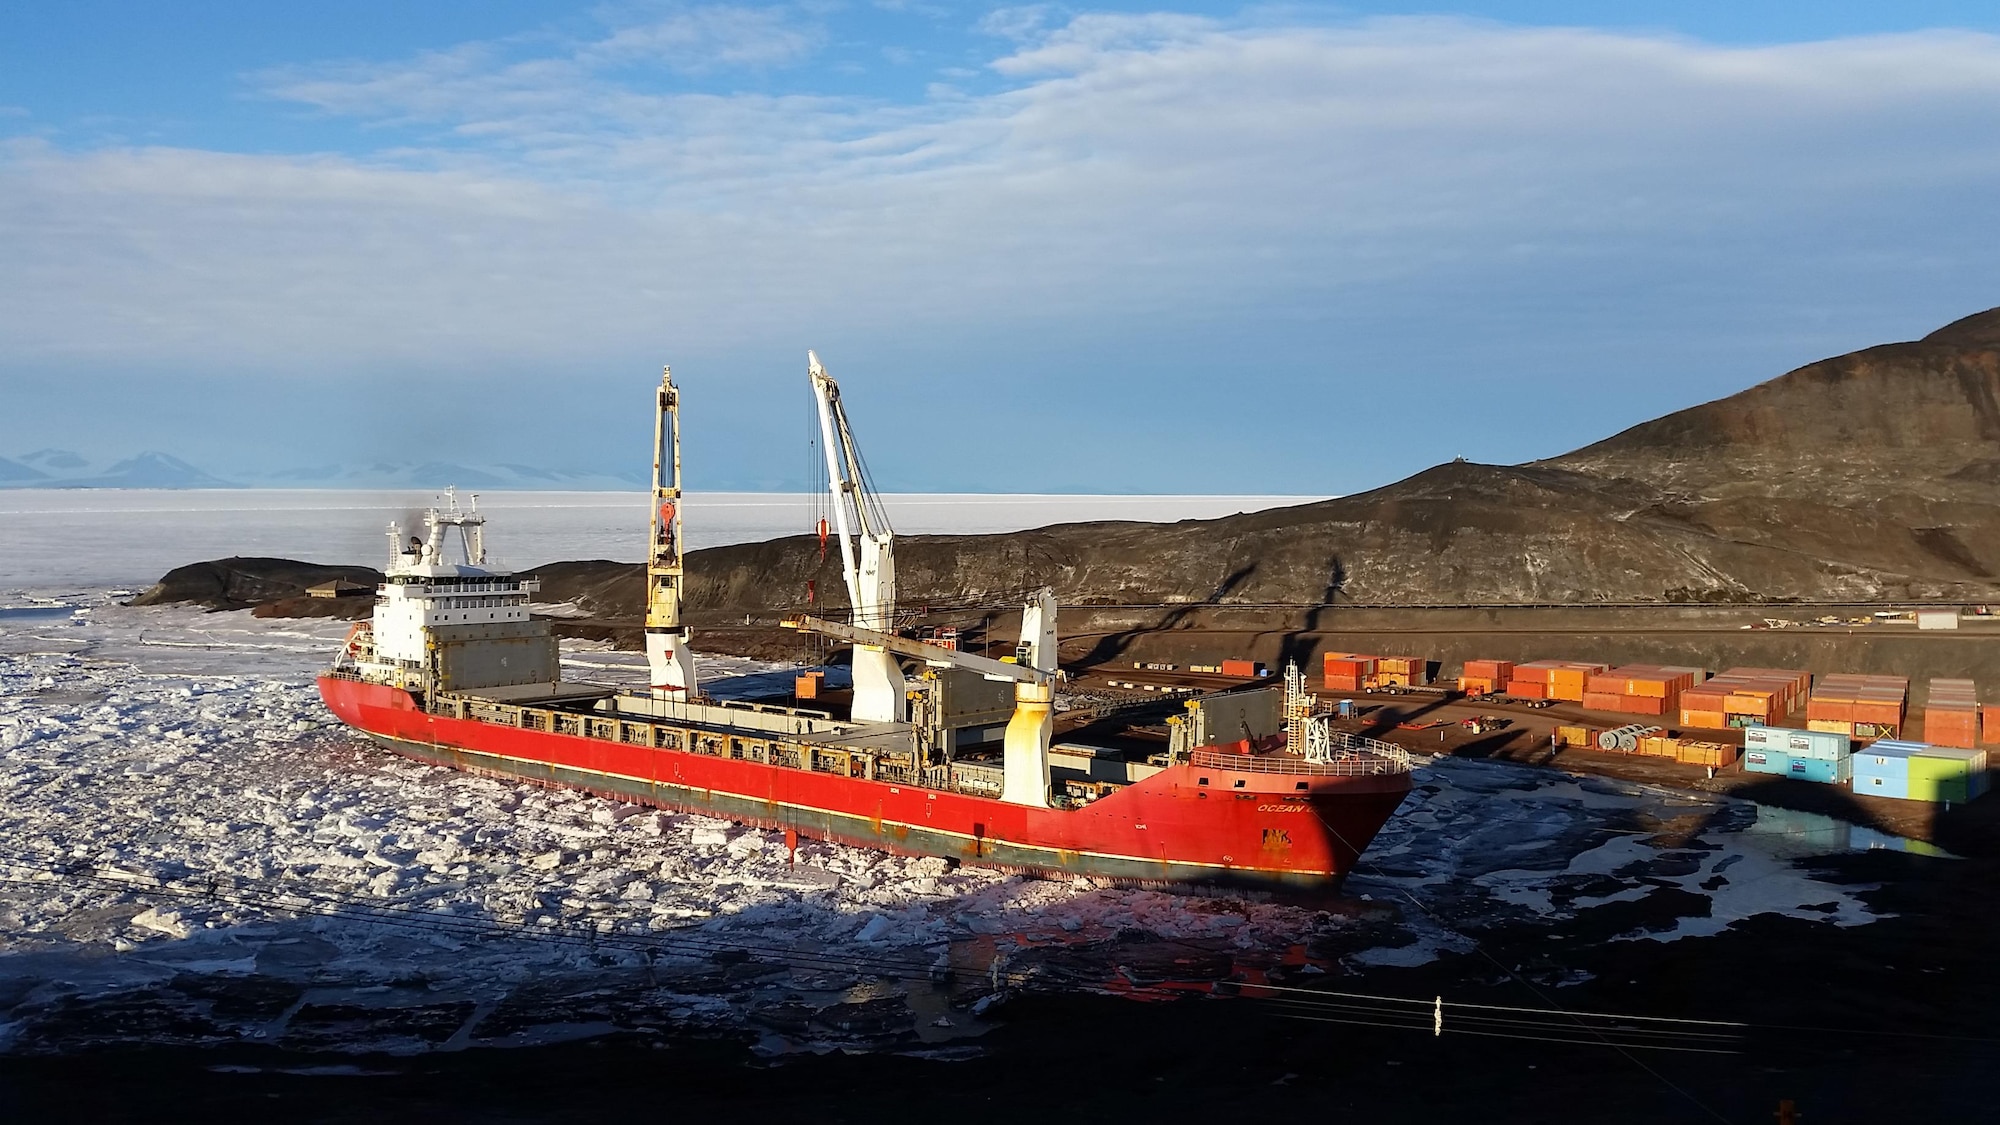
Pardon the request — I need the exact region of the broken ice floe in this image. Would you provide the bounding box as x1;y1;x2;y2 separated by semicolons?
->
0;595;1911;1052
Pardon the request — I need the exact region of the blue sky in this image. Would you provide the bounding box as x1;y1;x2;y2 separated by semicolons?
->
3;2;1998;491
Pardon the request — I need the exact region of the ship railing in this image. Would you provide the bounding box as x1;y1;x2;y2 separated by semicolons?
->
1189;738;1417;777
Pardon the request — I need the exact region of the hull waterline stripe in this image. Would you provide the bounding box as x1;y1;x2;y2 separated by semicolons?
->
363;729;1335;879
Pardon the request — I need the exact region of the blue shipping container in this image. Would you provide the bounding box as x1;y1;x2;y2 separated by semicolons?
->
1855;772;1911;799
1745;725;1851;762
1744;749;1850;785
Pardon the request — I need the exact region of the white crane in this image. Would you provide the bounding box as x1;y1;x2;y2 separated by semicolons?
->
645;365;698;698
809;351;906;724
786;587;1061;808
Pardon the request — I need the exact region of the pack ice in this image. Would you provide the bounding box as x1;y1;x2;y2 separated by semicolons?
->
0;595;1886;1054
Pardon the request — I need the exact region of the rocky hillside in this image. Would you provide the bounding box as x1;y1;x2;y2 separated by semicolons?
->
679;308;2000;611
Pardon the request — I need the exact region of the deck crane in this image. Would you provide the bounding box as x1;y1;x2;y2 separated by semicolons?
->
644;365;698;698
809;351;906;724
785;587;1060;808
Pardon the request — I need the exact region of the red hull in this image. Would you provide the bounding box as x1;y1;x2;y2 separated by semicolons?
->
317;677;1412;890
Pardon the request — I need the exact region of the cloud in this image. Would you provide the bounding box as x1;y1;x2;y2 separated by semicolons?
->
586;6;825;69
5;13;2000;391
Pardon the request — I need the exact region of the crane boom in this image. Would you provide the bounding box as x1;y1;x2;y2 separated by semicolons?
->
781;615;1046;684
808;351;906;722
644;365;697;697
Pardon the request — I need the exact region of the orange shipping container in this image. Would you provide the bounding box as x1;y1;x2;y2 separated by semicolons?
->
1324;676;1363;693
1582;691;1624;712
1459;676;1498;695
1985;705;2000;744
1676;742;1739;768
1221;659;1257;678
1681;709;1729;730
1464;659;1515;680
1506;679;1550;699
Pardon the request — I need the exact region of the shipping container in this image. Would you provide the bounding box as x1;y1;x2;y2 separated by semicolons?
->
1857;741;1989;802
794;671;825;700
1554;725;1592;748
1463;659;1515;681
1505;679;1550;699
1680;708;1729;730
1854;771;1911;800
1509;660;1565;685
1675;742;1738;768
1458;676;1497;696
1744;725;1851;762
1743;749;1850;785
1986;704;2000;744
1547;664;1603;702
1220;659;1257;678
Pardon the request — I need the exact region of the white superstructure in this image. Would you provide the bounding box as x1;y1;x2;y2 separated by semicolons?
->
345;488;545;689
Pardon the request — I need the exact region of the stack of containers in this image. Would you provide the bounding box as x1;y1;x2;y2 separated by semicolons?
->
1678;667;1812;729
1743;725;1852;784
1375;656;1427;687
1504;660;1561;699
1808;674;1909;739
1503;660;1605;700
1852;740;1991;802
1923;679;1980;749
1322;653;1378;693
1581;664;1702;716
1459;659;1514;696
1504;661;1607;702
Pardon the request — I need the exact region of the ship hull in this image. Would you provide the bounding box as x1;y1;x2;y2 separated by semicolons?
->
318;676;1412;892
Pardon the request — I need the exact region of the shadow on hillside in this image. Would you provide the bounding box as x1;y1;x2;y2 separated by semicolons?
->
1074;562;1260;668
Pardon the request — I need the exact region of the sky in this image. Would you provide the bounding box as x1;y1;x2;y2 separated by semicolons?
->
2;1;1998;493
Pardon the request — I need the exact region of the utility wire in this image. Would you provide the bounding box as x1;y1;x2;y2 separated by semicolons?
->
1308;801;1738;1123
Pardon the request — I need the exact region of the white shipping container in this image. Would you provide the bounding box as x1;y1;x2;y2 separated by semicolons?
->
1916;610;1961;631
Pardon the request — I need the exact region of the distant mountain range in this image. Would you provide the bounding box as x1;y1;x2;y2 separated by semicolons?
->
0;451;647;491
0;451;237;489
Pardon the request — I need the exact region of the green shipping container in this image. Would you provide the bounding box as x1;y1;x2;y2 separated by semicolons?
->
1905;748;1990;803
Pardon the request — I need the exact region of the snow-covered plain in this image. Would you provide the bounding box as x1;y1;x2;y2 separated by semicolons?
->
0;594;1917;1055
0;489;1321;589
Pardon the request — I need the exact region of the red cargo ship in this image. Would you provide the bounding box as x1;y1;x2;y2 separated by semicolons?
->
316;361;1415;890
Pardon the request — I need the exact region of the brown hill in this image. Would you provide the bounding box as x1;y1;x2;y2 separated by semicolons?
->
679;306;2000;612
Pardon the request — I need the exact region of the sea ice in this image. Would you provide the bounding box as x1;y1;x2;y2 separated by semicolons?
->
0;593;1905;1053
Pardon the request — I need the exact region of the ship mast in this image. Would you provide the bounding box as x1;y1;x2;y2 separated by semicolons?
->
809;350;906;724
646;365;698;698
